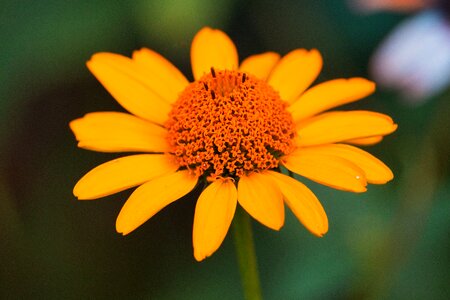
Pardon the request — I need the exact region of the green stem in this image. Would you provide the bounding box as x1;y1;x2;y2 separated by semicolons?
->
232;207;263;300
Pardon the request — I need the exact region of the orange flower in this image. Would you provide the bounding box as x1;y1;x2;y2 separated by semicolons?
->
70;27;397;261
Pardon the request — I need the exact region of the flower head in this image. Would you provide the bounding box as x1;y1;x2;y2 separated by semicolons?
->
71;27;397;261
166;69;296;180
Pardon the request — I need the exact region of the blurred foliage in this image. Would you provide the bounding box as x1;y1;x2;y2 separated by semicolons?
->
1;0;449;299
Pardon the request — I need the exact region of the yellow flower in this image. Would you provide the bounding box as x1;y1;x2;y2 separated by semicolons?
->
70;27;397;261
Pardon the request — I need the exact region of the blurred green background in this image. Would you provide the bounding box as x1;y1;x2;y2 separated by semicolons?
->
1;0;449;299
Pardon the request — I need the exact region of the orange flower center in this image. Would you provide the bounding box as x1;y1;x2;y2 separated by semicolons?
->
165;69;296;180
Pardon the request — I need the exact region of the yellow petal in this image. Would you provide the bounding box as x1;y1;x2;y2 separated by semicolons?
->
237;172;284;230
267;171;328;237
289;78;376;122
74;154;179;200
283;151;367;193
132;48;189;103
193;178;237;261
345;136;383;146
296;111;398;147
116;170;198;235
191;27;239;80
239;52;280;80
90;52;181;104
296;144;393;184
87;53;171;124
69;112;169;153
268;49;322;103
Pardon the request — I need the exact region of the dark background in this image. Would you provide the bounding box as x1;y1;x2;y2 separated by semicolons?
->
1;1;449;299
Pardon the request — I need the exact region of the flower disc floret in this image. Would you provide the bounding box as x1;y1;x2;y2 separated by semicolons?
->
166;69;296;180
